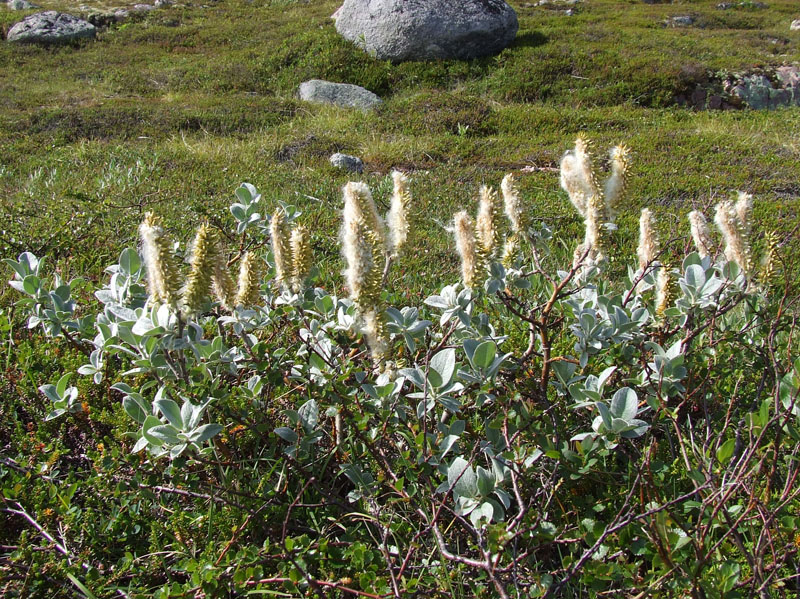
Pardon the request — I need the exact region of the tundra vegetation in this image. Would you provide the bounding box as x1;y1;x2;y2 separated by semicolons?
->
2;0;800;598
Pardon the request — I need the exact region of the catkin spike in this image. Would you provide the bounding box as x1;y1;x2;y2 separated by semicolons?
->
637;208;658;271
688;210;714;259
735;192;753;238
341;182;385;309
387;171;411;259
583;193;604;262
475;185;502;260
290;225;312;293
655;267;671;317
235;251;262;308
714;200;751;275
139;212;181;307
454;210;479;289
604;145;630;221
501;173;527;235
182;223;216;314
270;209;291;289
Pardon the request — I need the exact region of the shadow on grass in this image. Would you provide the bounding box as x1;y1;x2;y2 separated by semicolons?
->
512;31;548;49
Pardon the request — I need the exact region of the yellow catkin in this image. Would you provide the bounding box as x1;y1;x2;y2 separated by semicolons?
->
290;225;312;293
270;209;291;289
235;251;262;308
760;230;779;285
211;253;236;311
454;210;479;289
655;267;671;317
182;223;216;314
139;212;181;306
342;182;385;308
387;171;411;259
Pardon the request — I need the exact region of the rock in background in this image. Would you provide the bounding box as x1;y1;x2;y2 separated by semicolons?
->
298;80;382;110
333;0;518;62
7;11;96;43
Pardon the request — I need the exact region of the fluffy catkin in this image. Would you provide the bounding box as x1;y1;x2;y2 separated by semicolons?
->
760;230;778;285
655;267;670;317
454;210;479;289
270;209;291;288
363;309;389;363
560;152;589;217
735;192;753;238
574;135;601;201
211;252;236;311
182;224;216;314
139;212;180;306
342;183;384;307
637;208;658;271
386;171;410;259
583;193;604;262
501;173;526;235
604;145;630;221
475;185;501;259
290;225;312;292
234;252;262;308
714;201;751;274
688;210;714;259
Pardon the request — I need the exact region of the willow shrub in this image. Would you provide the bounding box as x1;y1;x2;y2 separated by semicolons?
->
3;140;800;598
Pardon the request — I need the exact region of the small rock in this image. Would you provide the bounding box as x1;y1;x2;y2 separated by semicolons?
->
7;0;39;10
666;15;693;27
7;11;95;43
716;2;733;8
114;9;130;20
791;19;800;31
330;153;364;173
132;4;155;11
154;0;171;7
298;80;382;110
565;8;575;15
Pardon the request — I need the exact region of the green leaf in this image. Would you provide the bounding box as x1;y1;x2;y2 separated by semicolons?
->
430;348;456;388
39;384;61;404
610;387;638;421
275;427;298;443
716;438;736;465
122;395;148;424
155;399;183;429
147;424;181;445
472;341;497;370
298;399;319;432
55;372;72;397
448;457;478;499
142;415;165;446
476;466;495;496
191;423;223;443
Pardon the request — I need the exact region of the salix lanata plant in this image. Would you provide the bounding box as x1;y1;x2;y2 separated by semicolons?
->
270;209;312;294
714;196;752;277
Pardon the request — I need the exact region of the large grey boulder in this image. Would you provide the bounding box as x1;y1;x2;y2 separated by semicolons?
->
333;0;518;62
7;11;95;43
298;80;382;110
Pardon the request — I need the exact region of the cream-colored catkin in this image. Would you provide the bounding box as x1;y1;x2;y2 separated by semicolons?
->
604;145;630;222
139;212;180;306
714;201;751;274
688;210;714;259
574;135;601;201
235;251;262;308
341;182;384;308
344;181;386;246
735;192;753;238
363;309;389;364
655;267;670;317
270;209;291;288
290;225;312;292
760;230;779;285
453;210;479;289
475;185;501;259
560;152;589;217
386;171;410;259
583;193;604;262
211;253;236;311
501;173;526;235
637;208;658;271
182;223;216;314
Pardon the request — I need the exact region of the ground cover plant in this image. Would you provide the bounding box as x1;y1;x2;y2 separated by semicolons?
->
2;0;800;597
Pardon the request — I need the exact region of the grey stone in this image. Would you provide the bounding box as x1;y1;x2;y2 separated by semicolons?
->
7;0;38;11
114;9;130;20
132;4;155;11
666;15;693;27
333;0;518;62
7;11;95;43
791;19;800;30
154;0;171;7
726;68;800;109
330;153;364;173
298;80;382;110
